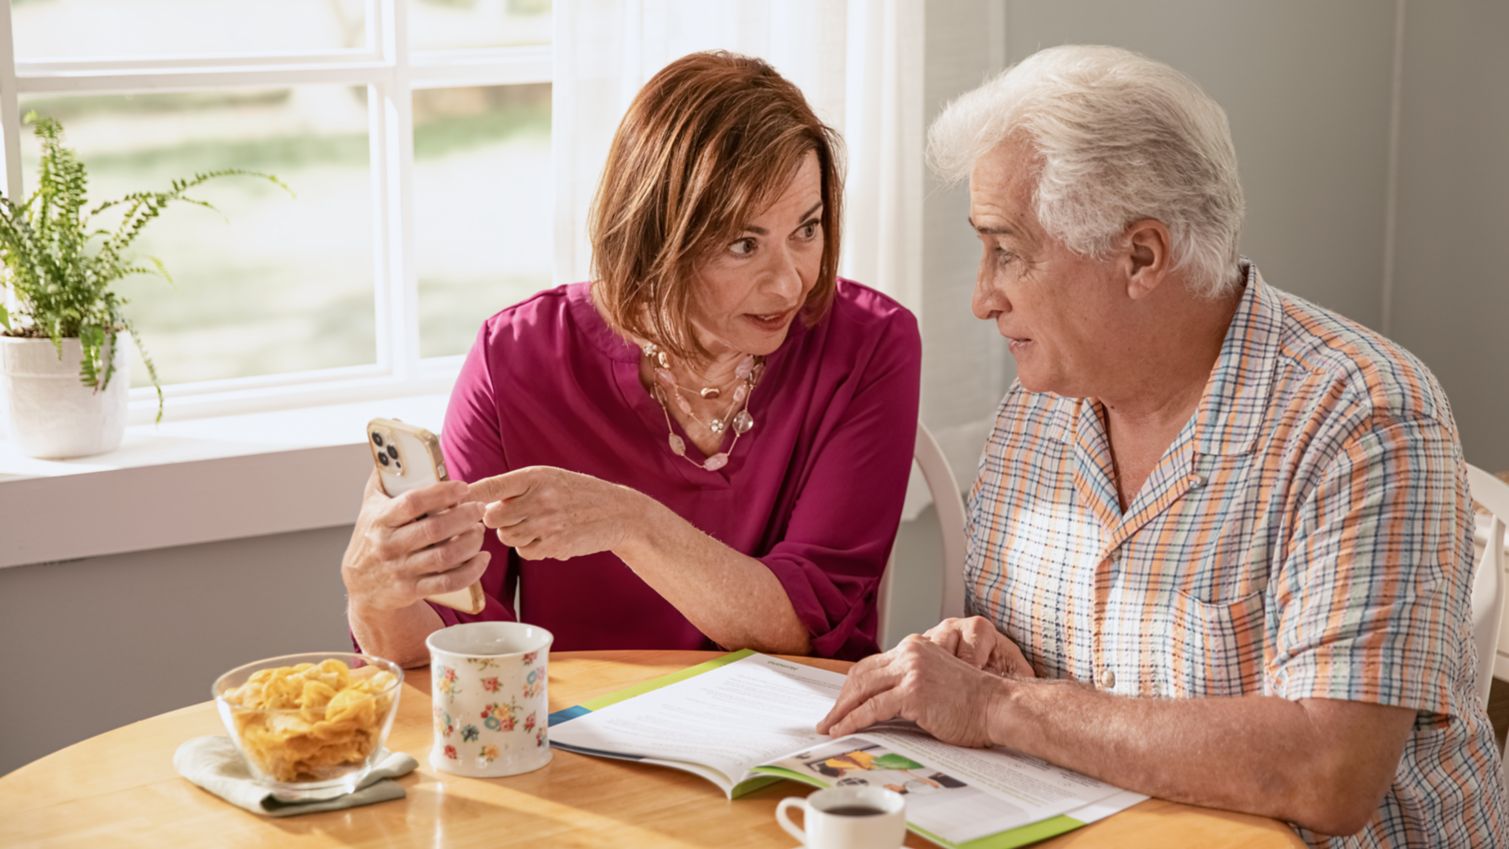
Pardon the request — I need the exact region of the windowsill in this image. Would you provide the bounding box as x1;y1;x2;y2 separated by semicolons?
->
0;393;450;569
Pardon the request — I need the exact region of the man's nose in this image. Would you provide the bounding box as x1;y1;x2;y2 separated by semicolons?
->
971;266;1006;320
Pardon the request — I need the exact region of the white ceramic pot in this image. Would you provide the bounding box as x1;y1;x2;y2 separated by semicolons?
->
0;333;129;459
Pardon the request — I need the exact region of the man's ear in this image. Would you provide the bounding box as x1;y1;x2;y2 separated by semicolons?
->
1122;218;1172;300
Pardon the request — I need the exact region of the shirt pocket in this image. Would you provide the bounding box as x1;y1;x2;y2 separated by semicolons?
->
1162;589;1266;698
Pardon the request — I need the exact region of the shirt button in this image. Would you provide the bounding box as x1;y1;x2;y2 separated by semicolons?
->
1189;473;1207;488
1097;667;1116;690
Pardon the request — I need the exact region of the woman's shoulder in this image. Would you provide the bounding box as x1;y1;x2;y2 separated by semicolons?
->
829;278;917;333
473;282;628;359
476;283;575;338
814;279;921;357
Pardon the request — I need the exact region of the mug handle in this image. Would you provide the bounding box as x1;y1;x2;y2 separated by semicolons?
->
775;796;808;844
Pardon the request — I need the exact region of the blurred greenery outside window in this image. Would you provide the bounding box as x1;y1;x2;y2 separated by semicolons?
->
4;0;552;398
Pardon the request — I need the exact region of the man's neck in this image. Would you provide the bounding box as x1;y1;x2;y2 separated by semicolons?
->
1100;287;1241;434
1097;286;1242;508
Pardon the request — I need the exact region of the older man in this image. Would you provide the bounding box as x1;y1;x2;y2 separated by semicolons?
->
818;45;1507;847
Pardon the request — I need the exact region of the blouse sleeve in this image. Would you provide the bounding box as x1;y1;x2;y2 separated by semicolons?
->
431;320;519;626
758;309;922;659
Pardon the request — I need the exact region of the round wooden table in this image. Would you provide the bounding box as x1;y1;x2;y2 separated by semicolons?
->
0;650;1303;848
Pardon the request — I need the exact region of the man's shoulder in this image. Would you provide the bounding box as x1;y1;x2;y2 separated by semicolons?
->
1270;287;1450;427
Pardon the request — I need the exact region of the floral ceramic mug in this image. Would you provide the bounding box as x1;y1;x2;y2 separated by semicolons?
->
425;621;554;777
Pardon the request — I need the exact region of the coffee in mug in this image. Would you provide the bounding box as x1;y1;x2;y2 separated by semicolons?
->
776;786;906;849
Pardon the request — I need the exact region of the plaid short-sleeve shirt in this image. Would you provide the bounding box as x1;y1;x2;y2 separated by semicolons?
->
966;264;1507;848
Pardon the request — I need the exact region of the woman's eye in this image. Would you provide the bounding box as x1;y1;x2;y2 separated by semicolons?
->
729;237;757;256
797;221;820;240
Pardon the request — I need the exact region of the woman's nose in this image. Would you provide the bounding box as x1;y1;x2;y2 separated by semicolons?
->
765;246;805;301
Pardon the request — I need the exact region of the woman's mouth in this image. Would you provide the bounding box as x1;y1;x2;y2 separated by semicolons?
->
744;309;796;331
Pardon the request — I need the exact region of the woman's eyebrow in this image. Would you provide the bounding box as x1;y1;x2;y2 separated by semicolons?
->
741;201;824;235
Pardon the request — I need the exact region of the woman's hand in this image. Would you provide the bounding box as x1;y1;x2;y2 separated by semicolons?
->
470;466;646;561
341;471;490;612
921;616;1036;678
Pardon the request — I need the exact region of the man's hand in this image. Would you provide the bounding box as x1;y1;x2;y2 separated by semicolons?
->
921;616;1035;677
470;466;645;561
816;635;1010;747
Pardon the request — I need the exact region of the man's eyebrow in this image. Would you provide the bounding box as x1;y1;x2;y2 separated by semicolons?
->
968;217;1016;237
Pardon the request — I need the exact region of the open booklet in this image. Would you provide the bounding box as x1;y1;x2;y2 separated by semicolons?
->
547;650;1145;849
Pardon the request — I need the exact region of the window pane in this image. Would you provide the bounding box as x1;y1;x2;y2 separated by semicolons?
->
414;84;551;359
411;0;551;51
12;0;367;62
16;88;376;386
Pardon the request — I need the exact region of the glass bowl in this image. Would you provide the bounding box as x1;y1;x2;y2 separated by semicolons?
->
212;651;403;801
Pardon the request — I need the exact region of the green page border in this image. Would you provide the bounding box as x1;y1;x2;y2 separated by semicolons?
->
576;648;756;712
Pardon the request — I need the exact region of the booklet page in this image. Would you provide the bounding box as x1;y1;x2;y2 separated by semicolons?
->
550;654;840;787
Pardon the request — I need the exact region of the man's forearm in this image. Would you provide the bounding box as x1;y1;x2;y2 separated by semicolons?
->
989;678;1408;836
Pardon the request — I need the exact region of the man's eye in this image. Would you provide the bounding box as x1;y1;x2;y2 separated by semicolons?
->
995;248;1015;267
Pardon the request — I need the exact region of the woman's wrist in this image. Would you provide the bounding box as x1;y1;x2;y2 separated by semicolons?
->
611;484;668;560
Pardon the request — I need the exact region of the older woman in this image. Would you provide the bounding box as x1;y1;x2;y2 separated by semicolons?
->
341;51;921;667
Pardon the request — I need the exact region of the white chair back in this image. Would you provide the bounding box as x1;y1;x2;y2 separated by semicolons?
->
876;423;967;648
1468;463;1508;708
1465;463;1509;792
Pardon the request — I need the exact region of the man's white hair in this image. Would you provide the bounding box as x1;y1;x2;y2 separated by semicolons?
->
928;44;1245;297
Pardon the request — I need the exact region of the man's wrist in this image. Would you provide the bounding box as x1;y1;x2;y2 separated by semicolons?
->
986;673;1024;748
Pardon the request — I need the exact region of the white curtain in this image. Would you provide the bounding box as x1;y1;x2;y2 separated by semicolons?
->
551;0;924;311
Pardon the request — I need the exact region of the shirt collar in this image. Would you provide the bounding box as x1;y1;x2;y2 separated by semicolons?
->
1192;261;1280;456
1046;261;1280;456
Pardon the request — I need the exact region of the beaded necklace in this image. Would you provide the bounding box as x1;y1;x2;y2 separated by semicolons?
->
642;342;762;472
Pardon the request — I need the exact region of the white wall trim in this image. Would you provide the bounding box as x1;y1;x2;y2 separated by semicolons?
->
0;392;449;569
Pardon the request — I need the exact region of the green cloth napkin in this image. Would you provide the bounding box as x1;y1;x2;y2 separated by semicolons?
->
173;735;417;817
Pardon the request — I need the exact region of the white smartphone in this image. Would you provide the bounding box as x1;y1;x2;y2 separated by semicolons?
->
366;417;486;614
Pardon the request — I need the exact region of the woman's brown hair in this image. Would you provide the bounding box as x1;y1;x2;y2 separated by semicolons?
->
589;51;844;363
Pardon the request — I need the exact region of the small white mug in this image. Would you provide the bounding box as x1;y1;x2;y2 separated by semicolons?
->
776;786;907;849
426;621;553;778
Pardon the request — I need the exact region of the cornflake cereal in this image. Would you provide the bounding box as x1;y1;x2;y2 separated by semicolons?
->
222;658;398;782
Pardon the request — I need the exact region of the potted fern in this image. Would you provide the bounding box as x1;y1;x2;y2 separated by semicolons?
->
0;113;288;459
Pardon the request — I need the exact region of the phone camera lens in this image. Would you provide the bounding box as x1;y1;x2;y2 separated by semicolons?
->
372;432;384;447
378;453;390;466
386;445;399;460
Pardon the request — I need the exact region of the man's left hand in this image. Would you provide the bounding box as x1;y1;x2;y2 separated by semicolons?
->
816;635;1009;747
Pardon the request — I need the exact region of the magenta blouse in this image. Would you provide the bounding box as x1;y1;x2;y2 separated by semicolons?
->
429;279;920;659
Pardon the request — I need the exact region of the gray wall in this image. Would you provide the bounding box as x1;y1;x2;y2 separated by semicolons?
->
1004;0;1399;327
990;0;1507;469
1390;0;1509;471
0;527;355;774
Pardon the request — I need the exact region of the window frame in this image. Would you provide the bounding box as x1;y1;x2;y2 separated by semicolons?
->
0;0;551;423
